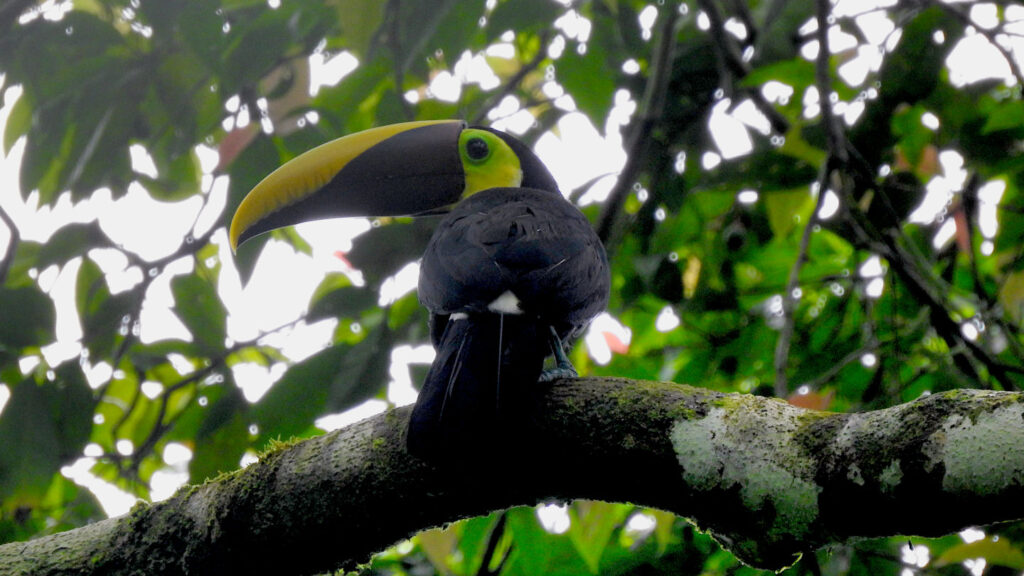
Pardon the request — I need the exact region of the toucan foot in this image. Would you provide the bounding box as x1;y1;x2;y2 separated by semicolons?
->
538;366;578;382
539;326;578;382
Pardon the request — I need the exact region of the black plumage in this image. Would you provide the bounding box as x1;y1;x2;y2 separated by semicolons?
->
408;186;609;459
226;119;610;461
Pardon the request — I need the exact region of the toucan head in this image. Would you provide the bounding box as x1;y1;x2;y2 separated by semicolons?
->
229;120;558;251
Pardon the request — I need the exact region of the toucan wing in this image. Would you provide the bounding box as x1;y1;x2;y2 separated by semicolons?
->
418;187;609;331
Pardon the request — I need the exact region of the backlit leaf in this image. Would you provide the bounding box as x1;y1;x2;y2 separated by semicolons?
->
172;272;227;356
0;286;55;349
935;537;1024;569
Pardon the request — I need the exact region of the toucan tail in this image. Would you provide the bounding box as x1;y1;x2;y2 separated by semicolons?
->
407;313;546;460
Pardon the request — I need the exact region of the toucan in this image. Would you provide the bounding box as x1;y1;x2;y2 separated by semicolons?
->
229;120;610;460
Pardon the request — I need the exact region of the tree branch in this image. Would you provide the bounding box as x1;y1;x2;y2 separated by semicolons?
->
596;5;678;246
4;378;1024;575
0;202;20;285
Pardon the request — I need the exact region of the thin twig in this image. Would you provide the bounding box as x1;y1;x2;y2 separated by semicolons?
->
396;0;459;74
596;4;679;245
697;0;789;134
100;210;218;394
813;0;848;165
724;0;758;46
129;359;224;473
839;174;1018;388
0;201;20;284
771;0;1015;394
773;171;827;397
120;312;309;474
774;0;841;397
480;96;556;126
795;341;880;393
110;366;145;447
472;31;552;126
387;0;415;121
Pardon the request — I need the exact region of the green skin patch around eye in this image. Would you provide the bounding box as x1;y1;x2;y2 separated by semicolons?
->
459;129;523;197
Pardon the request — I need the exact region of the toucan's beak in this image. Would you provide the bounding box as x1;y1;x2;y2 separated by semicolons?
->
229;120;467;251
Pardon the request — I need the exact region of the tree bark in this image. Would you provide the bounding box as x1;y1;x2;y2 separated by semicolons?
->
2;378;1023;575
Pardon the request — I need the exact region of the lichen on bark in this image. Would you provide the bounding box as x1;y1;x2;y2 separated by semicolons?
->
670;396;822;567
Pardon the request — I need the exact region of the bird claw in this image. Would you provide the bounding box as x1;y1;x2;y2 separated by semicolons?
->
538;366;578;382
538;326;578;382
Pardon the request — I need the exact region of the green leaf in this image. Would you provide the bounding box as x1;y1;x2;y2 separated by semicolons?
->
487;0;562;41
331;0;385;56
0;286;56;349
0;381;62;509
252;326;391;444
557;38;615;125
190;382;250;483
740;59;815;90
567;501;626;573
504;506;590;575
51;363;95;460
0;475;103;544
346;219;436;283
648;509;676;554
935;537;1024;569
764;189;813;238
308;276;377;323
2;90;32;155
140;151;201;202
171;271;227;356
222;10;294;94
178;0;229;73
982;99;1024;134
456;513;507;574
698;145;821;193
0;366;93;509
37;222;107;269
140;53;215;164
891;103;933;169
164;379;227;445
754;0;815;63
877;7;952;106
77;261;139;358
75;256;104;317
41;474;104;535
7;11;141;202
387;291;423;330
3;241;41;289
327;324;392;410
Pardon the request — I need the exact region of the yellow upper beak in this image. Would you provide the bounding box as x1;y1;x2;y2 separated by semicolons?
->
229;120;466;252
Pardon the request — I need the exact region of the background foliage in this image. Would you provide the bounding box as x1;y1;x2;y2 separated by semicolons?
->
1;0;1023;574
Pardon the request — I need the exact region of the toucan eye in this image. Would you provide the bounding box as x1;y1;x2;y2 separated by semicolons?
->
465;137;490;162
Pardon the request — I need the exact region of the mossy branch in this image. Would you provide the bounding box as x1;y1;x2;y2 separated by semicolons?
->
2;378;1024;575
